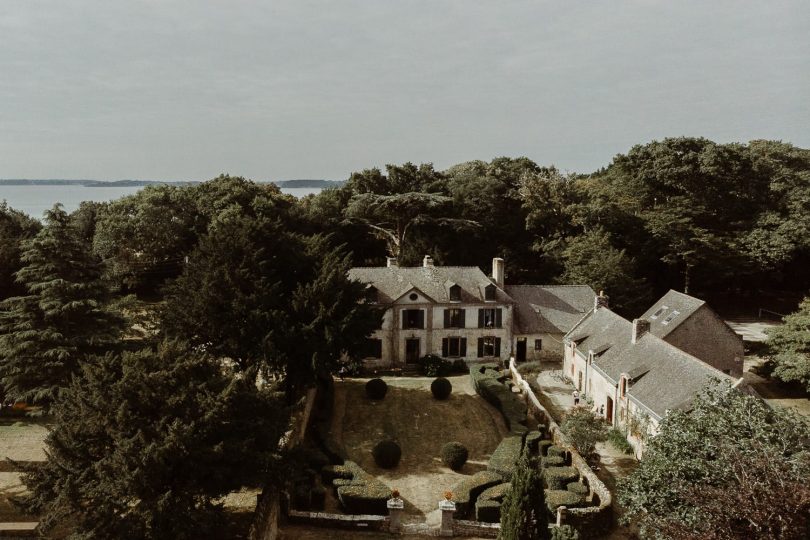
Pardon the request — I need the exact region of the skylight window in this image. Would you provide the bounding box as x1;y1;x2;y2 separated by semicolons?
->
650;306;668;319
661;310;680;325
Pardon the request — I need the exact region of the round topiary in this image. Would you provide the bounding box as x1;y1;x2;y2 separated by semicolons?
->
365;378;388;400
441;442;469;470
372;440;401;468
431;377;453;400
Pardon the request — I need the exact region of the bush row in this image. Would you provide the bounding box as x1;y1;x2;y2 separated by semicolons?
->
488;434;525;481
321;461;392;515
450;470;503;518
474;481;512;523
418;354;467;377
470;365;528;435
544;466;579;490
545;489;584;514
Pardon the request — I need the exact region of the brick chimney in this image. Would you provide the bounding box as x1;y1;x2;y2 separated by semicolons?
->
386;257;398;268
594;290;609;310
492;257;505;288
423;255;434;268
632;318;650;344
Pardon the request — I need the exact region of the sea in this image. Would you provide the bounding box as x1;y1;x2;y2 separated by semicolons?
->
0;185;322;219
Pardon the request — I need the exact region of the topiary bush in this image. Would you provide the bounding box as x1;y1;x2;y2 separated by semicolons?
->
541;456;565;468
365;378;387;400
488;435;524;480
538;439;554;456
545;489;583;513
372;440;401;469
323;461;392;515
566;481;589;496
478;482;511;503
470;365;528;435
450;470;503;518
441;442;469;470
525;431;542;454
551;524;581;540
431;377;453;400
475;499;502;523
547;445;566;459
544;466;579;490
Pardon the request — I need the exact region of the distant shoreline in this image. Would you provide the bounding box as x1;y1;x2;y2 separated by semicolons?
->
0;179;344;189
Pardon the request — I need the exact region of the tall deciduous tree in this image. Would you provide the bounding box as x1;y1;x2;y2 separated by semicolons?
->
766;297;810;391
499;452;548;540
22;341;287;539
618;381;810;539
0;205;123;405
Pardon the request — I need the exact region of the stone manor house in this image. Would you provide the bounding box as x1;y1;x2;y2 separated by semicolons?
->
348;257;595;369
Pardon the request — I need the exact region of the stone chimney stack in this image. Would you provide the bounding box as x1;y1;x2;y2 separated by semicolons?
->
594;290;609;310
386;257;398;268
492;257;505;288
423;255;434;268
632;318;650;344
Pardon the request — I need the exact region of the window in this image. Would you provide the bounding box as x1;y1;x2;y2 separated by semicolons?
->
484;284;497;301
477;336;501;357
444;308;465;328
620;376;627;397
650;305;667;319
449;284;461;302
402;309;424;329
408;293;419;301
534;339;543;351
661;310;680;325
478;308;502;328
363;338;382;359
442;337;467;358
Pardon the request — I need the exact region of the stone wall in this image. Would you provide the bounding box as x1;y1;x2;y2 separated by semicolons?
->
286;509;389;531
453;519;500;538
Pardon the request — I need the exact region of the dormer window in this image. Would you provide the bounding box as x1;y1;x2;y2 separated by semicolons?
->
449;284;461;302
662;310;680;325
484;284;496;302
650;305;667;319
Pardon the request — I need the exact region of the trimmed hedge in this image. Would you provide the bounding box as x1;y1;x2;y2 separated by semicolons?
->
566;481;589;496
478;482;511;503
488;435;524;480
365;378;387;400
538;439;554;456
541;456;565;468
450;470;503;518
322;461;392;515
372;440;401;469
470;365;528;435
525;431;542;454
545;489;584;513
431;377;453;400
419;354;452;376
544;466;579;490
475;500;501;523
551;524;581;540
441;442;468;470
547;445;566;459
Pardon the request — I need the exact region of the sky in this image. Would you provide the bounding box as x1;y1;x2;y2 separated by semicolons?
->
1;0;808;181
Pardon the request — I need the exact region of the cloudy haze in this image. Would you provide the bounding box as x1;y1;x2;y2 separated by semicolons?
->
1;1;808;181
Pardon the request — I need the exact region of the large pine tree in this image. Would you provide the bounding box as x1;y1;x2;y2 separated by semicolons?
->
0;205;123;405
499;451;549;540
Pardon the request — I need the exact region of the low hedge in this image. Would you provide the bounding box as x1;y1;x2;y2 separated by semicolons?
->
544;466;579;490
545;489;584;513
322;461;392;515
365;378;387;400
566;481;589;496
441;442;468;470
547;445;566;459
450;470;503;518
431;377;453;400
478;482;511;503
488;435;524;480
525;431;542;454
541;456;565;468
475;500;501;523
538;439;554;456
470;366;528;435
372;440;401;469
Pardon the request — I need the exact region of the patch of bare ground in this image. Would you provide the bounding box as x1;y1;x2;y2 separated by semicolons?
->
334;375;507;525
743;357;810;419
0;419;49;524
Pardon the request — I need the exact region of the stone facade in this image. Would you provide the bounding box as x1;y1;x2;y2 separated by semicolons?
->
661;305;744;377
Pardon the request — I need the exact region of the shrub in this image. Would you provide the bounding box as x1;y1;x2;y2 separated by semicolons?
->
419;354;452;377
441;442;469;470
310;485;326;510
551;524;581;540
516;361;543;376
547;445;566;459
541;456;565;468
544;467;579;490
431;377;453;400
450;470;503;518
525;431;542;454
488;435;524;480
372;440;401;469
538;439;554;456
470;365;528;434
324;461;392;515
365;378;387;400
452;359;468;373
478;482;511;503
560;407;608;458
607;428;634;455
545;490;583;513
475;500;501;523
566;481;589;496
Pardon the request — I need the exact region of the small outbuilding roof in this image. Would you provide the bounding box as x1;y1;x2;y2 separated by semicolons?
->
639;289;706;339
506;285;596;334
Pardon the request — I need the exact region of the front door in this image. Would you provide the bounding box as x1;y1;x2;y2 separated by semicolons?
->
516;339;527;362
606;396;614;424
405;338;420;364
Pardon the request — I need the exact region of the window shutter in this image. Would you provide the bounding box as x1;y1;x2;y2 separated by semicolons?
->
459;309;466;328
495;337;501;357
461;338;467;357
478;309;485;328
495;309;502;328
417;310;424;329
477;338;484;358
444;310;450;328
442;338;449;358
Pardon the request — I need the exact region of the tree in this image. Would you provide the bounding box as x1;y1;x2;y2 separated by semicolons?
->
499;451;549;540
0;205;124;405
0;201;41;301
559;407;608;459
766;297;810;391
21;341;288;539
618;381;810;539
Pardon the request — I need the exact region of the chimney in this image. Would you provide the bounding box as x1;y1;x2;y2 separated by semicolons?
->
492;257;505;288
632;318;650;344
386;257;398;268
423;255;434;268
594;290;609;310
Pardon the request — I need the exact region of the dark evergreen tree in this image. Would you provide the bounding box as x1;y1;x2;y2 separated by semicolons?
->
0;201;41;301
499;451;549;540
22;340;287;540
0;205;123;405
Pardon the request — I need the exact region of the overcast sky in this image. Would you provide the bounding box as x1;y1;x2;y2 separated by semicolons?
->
1;1;808;181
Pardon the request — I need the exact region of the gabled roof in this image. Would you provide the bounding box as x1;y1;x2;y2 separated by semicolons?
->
506;285;596;334
565;307;738;419
639;289;706;339
348;266;513;304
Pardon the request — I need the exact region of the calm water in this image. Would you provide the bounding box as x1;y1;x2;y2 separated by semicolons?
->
0;185;322;219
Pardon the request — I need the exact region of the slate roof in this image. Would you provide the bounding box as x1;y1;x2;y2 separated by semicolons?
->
566;307;736;419
639;289;706;339
505;285;596;335
348;266;514;304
